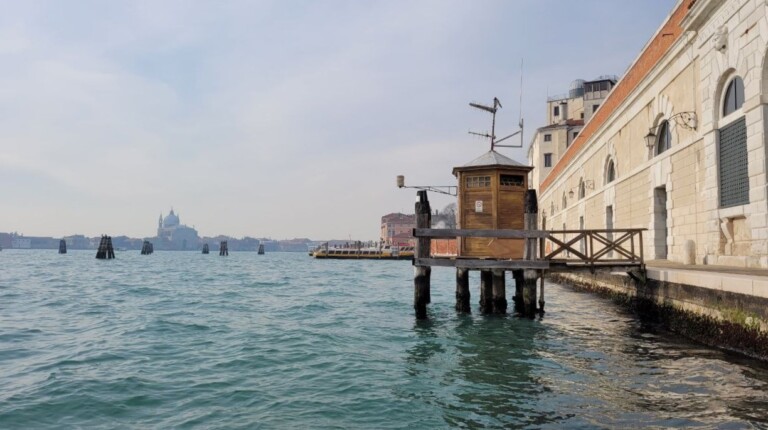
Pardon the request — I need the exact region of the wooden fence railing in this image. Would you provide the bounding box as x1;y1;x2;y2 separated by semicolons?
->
412;228;646;272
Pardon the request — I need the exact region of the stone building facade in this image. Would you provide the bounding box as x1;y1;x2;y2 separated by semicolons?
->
530;0;768;268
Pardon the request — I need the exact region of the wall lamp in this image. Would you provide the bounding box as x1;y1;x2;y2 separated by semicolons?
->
644;111;697;148
396;175;457;196
568;180;594;199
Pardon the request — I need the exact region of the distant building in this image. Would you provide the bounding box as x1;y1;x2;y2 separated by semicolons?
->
156;209;200;250
381;213;416;246
528;76;617;187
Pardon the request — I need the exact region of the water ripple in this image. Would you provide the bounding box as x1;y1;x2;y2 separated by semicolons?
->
1;250;768;428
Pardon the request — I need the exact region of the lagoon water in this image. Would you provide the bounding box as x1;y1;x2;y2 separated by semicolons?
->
2;250;768;428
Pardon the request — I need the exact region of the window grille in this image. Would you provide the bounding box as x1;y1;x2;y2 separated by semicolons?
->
500;174;524;187
719;117;749;207
466;176;491;188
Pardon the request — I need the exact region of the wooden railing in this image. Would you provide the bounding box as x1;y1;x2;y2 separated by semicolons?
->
412;228;646;272
543;229;645;265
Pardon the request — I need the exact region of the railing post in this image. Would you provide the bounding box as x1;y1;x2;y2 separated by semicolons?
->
414;190;432;319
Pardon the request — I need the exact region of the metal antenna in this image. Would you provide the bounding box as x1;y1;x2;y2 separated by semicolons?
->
519;58;524;148
469;94;523;149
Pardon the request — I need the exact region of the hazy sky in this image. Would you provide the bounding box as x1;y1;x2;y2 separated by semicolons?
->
0;0;676;240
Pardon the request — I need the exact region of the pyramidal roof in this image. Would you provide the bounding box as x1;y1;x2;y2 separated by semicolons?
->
462;150;528;168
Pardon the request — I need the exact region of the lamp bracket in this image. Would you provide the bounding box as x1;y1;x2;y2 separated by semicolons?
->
400;185;457;196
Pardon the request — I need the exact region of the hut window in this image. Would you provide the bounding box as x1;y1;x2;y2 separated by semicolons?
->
466;176;491;188
500;174;524;187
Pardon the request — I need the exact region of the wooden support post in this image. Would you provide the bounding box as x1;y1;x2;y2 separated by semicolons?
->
258;243;265;255
479;270;493;314
539;274;545;314
455;268;470;313
413;190;432;319
522;190;539;318
522;269;538;318
492;269;506;314
58;239;67;254
220;241;229;256
512;270;524;314
202;243;210;254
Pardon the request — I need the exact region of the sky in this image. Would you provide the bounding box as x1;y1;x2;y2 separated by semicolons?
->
0;0;677;240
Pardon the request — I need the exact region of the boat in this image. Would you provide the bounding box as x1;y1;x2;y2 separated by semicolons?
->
311;245;414;260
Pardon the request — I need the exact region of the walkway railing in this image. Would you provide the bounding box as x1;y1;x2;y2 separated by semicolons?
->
412;228;646;272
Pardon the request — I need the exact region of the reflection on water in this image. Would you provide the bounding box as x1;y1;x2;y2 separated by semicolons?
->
406;278;768;428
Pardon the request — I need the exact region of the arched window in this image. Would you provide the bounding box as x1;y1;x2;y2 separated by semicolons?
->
723;76;745;117
656;120;671;155
718;75;749;207
562;193;567;209
550;201;554;215
578;179;585;199
606;159;616;184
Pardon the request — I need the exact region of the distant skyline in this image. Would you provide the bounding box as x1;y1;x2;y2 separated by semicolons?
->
0;1;676;240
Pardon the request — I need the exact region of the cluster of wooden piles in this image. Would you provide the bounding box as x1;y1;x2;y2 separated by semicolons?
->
202;243;210;254
58;239;67;254
95;235;115;259
141;240;154;255
219;241;228;256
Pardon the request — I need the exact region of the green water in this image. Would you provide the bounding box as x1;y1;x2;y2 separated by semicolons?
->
1;250;767;428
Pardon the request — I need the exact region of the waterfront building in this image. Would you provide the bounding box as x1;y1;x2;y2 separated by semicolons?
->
156;209;200;250
380;213;416;246
528;0;768;268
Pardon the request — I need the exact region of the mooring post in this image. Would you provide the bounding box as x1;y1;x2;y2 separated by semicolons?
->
492;269;507;314
455;268;470;313
58;239;67;254
220;241;228;256
523;190;539;318
479;270;493;314
413;190;432;319
512;269;524;314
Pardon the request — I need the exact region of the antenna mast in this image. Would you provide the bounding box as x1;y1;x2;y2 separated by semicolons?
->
468;97;523;149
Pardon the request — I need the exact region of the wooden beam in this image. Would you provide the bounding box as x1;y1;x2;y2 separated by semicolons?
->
415;258;550;269
413;228;550;239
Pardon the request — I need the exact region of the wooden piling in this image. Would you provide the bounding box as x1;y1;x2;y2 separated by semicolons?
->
479;270;493;314
522;190;539;318
512;269;524;314
219;241;229;256
258;243;265;255
413;190;431;319
202;243;210;254
522;269;538;317
58;239;67;254
492;269;507;314
455;268;470;313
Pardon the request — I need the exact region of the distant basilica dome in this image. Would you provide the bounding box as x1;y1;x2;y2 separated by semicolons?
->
162;209;180;228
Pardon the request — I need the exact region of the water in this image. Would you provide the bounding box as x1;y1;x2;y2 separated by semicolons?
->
1;250;768;429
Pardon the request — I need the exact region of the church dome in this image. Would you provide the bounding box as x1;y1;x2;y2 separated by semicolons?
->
163;209;180;228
